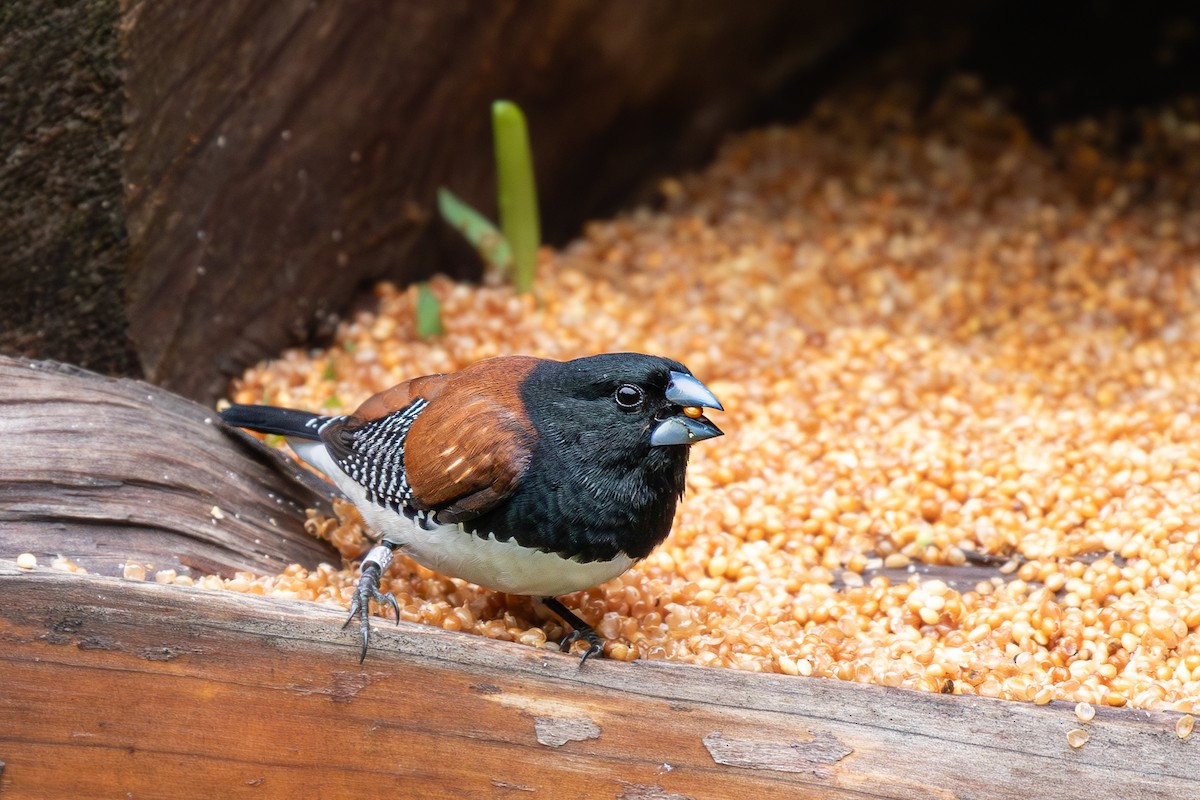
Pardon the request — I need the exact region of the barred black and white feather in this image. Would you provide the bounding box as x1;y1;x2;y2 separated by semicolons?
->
324;398;428;513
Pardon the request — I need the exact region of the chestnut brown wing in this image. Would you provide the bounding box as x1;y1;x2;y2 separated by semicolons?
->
323;357;540;523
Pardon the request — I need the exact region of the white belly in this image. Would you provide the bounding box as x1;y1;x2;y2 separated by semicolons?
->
290;439;634;596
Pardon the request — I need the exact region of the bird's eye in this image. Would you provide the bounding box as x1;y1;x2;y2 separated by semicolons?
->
614;384;644;410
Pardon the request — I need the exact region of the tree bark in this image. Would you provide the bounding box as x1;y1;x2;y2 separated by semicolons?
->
0;0;136;377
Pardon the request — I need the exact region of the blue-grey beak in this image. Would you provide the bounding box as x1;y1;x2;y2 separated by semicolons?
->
650;371;724;446
665;371;723;412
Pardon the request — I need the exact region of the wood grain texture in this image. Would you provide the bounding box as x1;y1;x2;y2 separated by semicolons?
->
0;356;337;578
1;563;1194;799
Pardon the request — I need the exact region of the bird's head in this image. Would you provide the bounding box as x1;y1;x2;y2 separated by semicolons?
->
521;353;723;507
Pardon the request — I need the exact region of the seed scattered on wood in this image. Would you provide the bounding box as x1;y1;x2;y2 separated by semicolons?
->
1177;715;1194;740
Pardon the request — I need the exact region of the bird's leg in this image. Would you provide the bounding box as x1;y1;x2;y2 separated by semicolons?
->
343;542;401;663
542;597;604;665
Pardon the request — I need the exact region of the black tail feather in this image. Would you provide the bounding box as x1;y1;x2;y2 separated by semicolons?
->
220;404;329;440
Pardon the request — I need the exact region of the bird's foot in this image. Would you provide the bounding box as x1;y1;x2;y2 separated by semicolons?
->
559;628;605;665
343;543;400;663
542;596;605;665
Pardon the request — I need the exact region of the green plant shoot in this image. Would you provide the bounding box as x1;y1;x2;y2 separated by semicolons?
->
415;282;444;339
437;188;513;276
492;100;540;293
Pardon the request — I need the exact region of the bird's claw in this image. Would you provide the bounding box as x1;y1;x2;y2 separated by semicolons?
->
542;596;605;666
342;559;399;663
559;628;604;665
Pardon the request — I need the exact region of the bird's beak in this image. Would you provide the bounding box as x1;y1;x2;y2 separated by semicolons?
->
650;372;724;446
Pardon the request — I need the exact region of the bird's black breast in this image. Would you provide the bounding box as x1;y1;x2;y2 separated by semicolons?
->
463;448;686;563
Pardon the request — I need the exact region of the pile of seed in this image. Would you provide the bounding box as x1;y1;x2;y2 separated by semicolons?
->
214;76;1200;712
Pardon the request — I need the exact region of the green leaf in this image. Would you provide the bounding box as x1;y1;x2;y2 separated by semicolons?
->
492;100;540;294
437;188;513;274
415;282;444;339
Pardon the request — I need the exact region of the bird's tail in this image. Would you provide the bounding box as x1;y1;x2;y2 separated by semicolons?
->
220;404;329;440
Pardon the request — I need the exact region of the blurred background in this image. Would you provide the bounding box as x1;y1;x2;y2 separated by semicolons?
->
3;0;1198;401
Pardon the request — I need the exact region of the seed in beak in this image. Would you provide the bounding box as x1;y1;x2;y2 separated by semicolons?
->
683;406;703;419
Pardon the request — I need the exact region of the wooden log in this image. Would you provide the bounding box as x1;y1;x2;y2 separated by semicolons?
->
1;563;1194;798
0;355;337;578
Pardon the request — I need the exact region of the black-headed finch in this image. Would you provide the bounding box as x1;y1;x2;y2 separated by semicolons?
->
221;353;723;662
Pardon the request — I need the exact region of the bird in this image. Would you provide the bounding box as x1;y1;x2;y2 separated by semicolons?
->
220;352;723;663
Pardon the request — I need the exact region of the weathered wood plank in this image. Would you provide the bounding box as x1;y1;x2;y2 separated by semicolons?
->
1;564;1194;798
0;356;336;577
